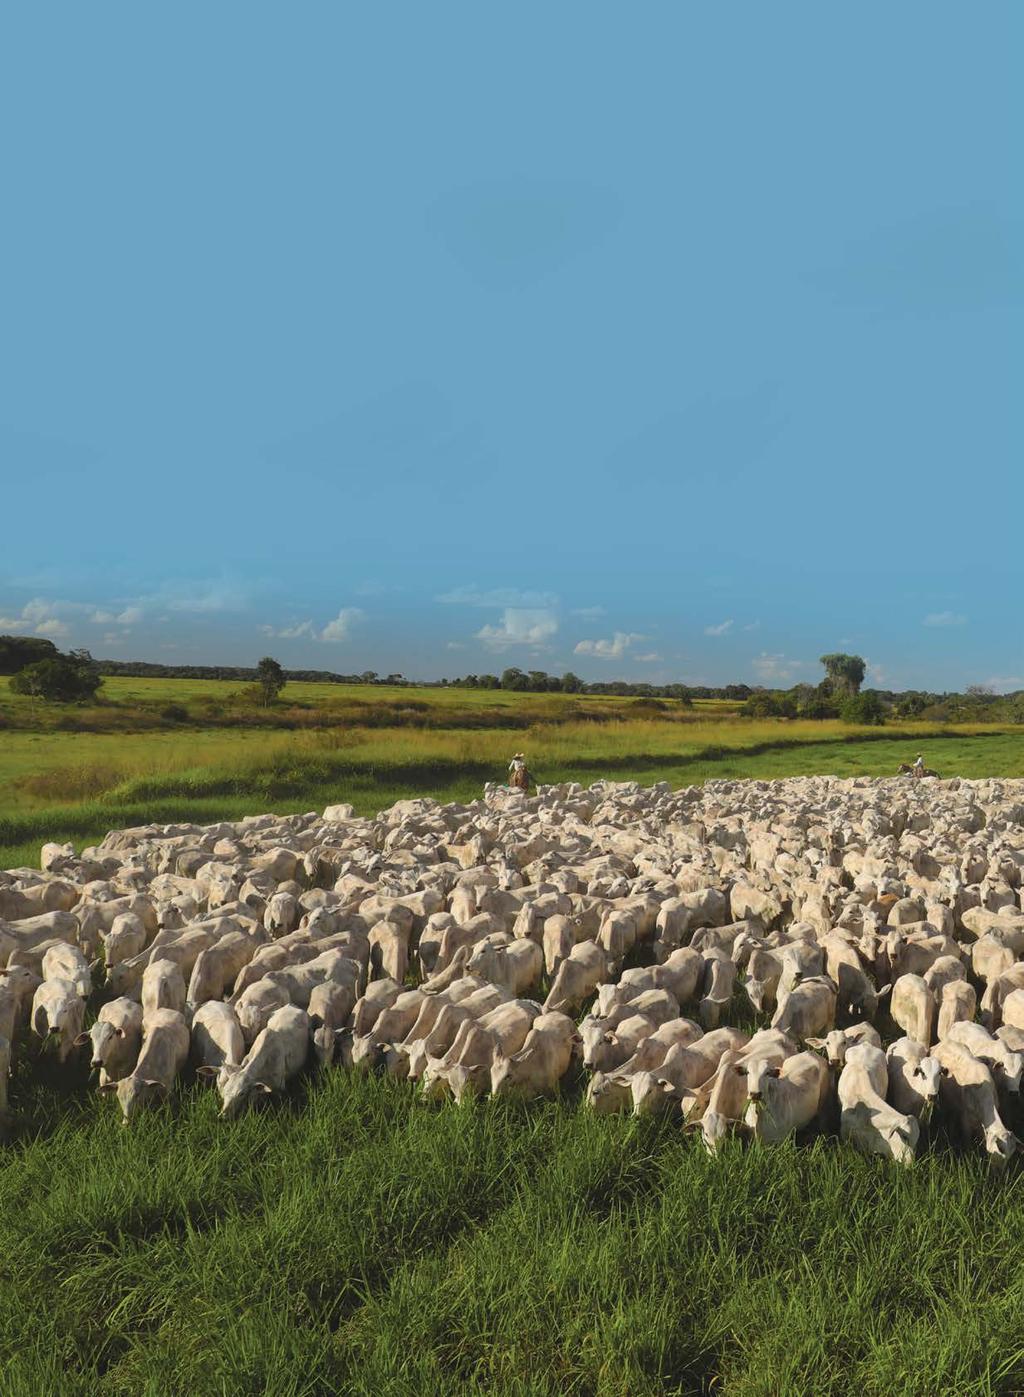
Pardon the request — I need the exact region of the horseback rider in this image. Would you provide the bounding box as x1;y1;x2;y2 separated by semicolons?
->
508;753;531;793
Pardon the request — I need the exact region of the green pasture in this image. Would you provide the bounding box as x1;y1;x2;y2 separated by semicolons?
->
3;1060;1024;1395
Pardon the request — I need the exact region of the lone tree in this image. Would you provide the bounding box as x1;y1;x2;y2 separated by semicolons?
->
819;653;866;697
255;656;286;706
10;647;102;702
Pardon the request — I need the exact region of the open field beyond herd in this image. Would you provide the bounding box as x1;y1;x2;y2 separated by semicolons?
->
4;682;1024;1394
3;674;1024;870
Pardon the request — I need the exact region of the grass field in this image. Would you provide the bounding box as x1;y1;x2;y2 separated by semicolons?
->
4;678;1024;1394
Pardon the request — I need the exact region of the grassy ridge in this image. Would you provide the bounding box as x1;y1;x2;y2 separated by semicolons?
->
2;1068;1023;1396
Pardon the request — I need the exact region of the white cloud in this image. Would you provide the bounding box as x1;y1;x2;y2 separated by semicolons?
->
634;651;663;663
445;641;466;651
986;675;1024;694
2;596;145;638
571;606;606;620
923;611;967;628
261;608;364;644
574;632;646;660
742;621;760;631
751;653;808;684
866;659;889;686
319;607;364;644
704;619;734;637
477;608;559;650
262;619;316;640
437;584;559;609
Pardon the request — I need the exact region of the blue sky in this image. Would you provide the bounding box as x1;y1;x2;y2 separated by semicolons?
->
1;5;1019;690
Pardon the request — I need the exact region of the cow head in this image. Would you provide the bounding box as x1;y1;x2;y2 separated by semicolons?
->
218;1067;272;1120
745;1059;781;1109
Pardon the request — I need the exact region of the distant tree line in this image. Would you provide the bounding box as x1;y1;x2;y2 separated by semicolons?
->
4;636;1022;721
93;659;405;685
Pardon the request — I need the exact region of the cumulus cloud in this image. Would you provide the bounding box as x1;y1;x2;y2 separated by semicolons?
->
574;632;646;660
261;609;364;644
476;608;559;650
704;619;734;637
751;653;808;684
634;651;663;663
437;584;559;609
923;611;967;628
319;608;365;643
1;596;144;639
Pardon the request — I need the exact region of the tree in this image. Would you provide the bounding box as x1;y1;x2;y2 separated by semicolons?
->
819;653;866;697
560;672;583;693
10;648;102;702
500;667;530;691
840;691;885;725
255;656;286;706
0;634;60;675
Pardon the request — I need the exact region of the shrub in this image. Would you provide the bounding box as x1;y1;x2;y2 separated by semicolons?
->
742;692;796;719
840;691;886;725
9;650;103;703
160;703;190;723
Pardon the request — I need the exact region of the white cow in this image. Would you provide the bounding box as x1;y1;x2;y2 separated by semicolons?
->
104;1009;190;1124
886;1037;941;1123
76;997;143;1085
191;1000;245;1072
214;1004;310;1118
490;1012;577;1099
31;978;85;1063
838;1044;918;1165
743;1051;830;1143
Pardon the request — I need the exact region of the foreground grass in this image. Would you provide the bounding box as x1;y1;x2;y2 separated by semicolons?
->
2;1066;1023;1397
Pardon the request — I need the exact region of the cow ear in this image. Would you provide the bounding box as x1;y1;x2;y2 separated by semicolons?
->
115;1027;126;1037
876;984;892;1000
805;1037;825;1051
73;1032;91;1047
940;1065;950;1077
254;1081;273;1094
734;1064;747;1075
767;1065;782;1078
143;1079;168;1096
196;1065;219;1078
97;1081;118;1093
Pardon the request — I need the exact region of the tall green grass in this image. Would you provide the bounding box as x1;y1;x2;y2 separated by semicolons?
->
2;1068;1023;1396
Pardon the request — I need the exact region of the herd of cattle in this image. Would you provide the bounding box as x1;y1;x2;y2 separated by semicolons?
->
4;774;1024;1164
